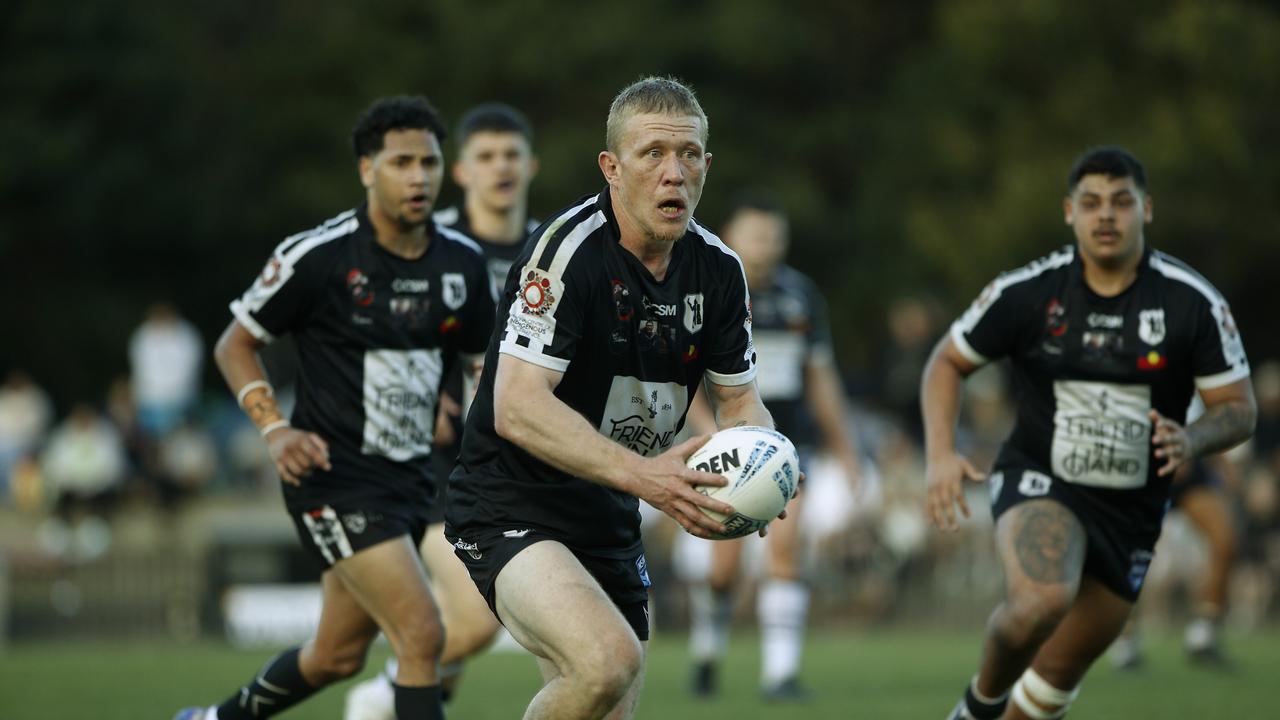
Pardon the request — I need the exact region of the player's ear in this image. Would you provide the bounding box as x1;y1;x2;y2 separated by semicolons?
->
599;151;620;186
359;155;375;189
704;152;713;173
528;154;540;181
1143;193;1154;223
451;160;467;188
1062;196;1074;225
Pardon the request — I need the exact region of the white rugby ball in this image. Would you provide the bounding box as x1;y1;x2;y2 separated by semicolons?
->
686;426;800;540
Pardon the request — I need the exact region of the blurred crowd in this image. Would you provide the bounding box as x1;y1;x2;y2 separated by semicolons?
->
2;297;1279;631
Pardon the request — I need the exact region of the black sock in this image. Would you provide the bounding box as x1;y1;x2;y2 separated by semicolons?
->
216;647;318;719
394;683;444;720
962;679;1008;720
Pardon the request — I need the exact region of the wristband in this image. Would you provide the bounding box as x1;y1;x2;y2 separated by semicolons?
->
236;379;273;407
260;420;290;437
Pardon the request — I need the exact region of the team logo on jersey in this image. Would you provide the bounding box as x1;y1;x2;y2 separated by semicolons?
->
260;257;282;287
683;293;704;333
613;280;634;321
519;268;557;316
442;273;467;310
1045;298;1068;337
1138;309;1166;345
346;268;374;307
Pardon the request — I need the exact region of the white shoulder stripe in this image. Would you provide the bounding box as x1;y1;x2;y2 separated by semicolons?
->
279;209;357;254
231;214;360;340
1148;252;1226;308
437;224;483;255
955;247;1074;336
526;195;601;269
1150;251;1250;381
432;206;460;227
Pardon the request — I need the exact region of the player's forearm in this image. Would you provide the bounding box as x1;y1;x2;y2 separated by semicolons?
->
214;321;287;435
1186;398;1256;458
712;383;774;430
921;342;965;460
493;383;640;492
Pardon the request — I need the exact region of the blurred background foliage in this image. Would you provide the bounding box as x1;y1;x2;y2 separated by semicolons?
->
2;0;1277;407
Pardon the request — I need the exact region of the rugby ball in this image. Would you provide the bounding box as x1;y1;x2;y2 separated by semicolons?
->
687;426;800;540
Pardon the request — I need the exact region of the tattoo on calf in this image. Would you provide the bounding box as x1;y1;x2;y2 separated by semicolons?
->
1013;504;1084;584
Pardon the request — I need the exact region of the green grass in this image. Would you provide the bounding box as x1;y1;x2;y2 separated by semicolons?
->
2;627;1277;719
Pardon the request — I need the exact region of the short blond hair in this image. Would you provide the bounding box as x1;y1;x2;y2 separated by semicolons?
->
605;76;708;153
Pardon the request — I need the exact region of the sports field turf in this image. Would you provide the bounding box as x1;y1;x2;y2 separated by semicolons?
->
2;627;1276;718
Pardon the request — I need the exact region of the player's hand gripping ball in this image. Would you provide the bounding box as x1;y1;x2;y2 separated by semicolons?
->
687;426;799;539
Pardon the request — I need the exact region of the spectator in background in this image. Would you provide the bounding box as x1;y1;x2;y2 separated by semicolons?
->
0;369;54;499
38;403;128;560
878;296;943;445
129;302;204;439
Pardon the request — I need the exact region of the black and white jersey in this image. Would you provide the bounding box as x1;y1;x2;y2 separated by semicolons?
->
951;245;1250;525
446;188;757;552
433;205;540;296
747;265;833;448
230;204;497;511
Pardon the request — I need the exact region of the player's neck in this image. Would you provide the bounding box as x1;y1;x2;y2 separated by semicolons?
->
1080;243;1143;297
464;196;526;245
368;203;430;259
612;195;676;280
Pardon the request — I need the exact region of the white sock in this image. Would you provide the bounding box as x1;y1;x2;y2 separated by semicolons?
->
758;579;808;685
688;584;732;662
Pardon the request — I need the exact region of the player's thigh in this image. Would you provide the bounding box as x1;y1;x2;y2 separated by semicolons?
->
1031;575;1133;687
994;499;1087;599
331;534;439;637
1177;487;1236;551
311;567;382;657
765;493;804;577
494;540;640;672
421;522;499;629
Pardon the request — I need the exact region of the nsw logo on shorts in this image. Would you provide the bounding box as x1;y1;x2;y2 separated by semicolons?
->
635;554;651;588
1128;549;1154;593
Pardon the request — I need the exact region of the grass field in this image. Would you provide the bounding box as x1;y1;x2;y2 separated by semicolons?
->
2;627;1278;719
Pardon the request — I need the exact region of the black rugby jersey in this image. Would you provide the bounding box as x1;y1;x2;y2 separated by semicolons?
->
748;265;833;448
230;204;496;510
446;188;757;552
433;205;540;295
951;245;1249;529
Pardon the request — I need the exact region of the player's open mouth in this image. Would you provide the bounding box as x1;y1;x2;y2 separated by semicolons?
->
657;199;686;219
407;193;427;207
495;179;516;192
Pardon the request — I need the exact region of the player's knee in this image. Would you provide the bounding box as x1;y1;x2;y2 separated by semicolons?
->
308;644;370;683
443;617;499;659
393;614;446;662
576;634;642;708
999;591;1072;642
1011;667;1079;719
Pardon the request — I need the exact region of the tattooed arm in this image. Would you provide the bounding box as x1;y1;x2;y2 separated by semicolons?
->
703;377;774;431
1150;378;1256;477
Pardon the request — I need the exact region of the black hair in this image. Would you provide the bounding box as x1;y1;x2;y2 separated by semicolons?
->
351;95;447;159
724;189;786;222
455;102;533;147
1067;145;1148;193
